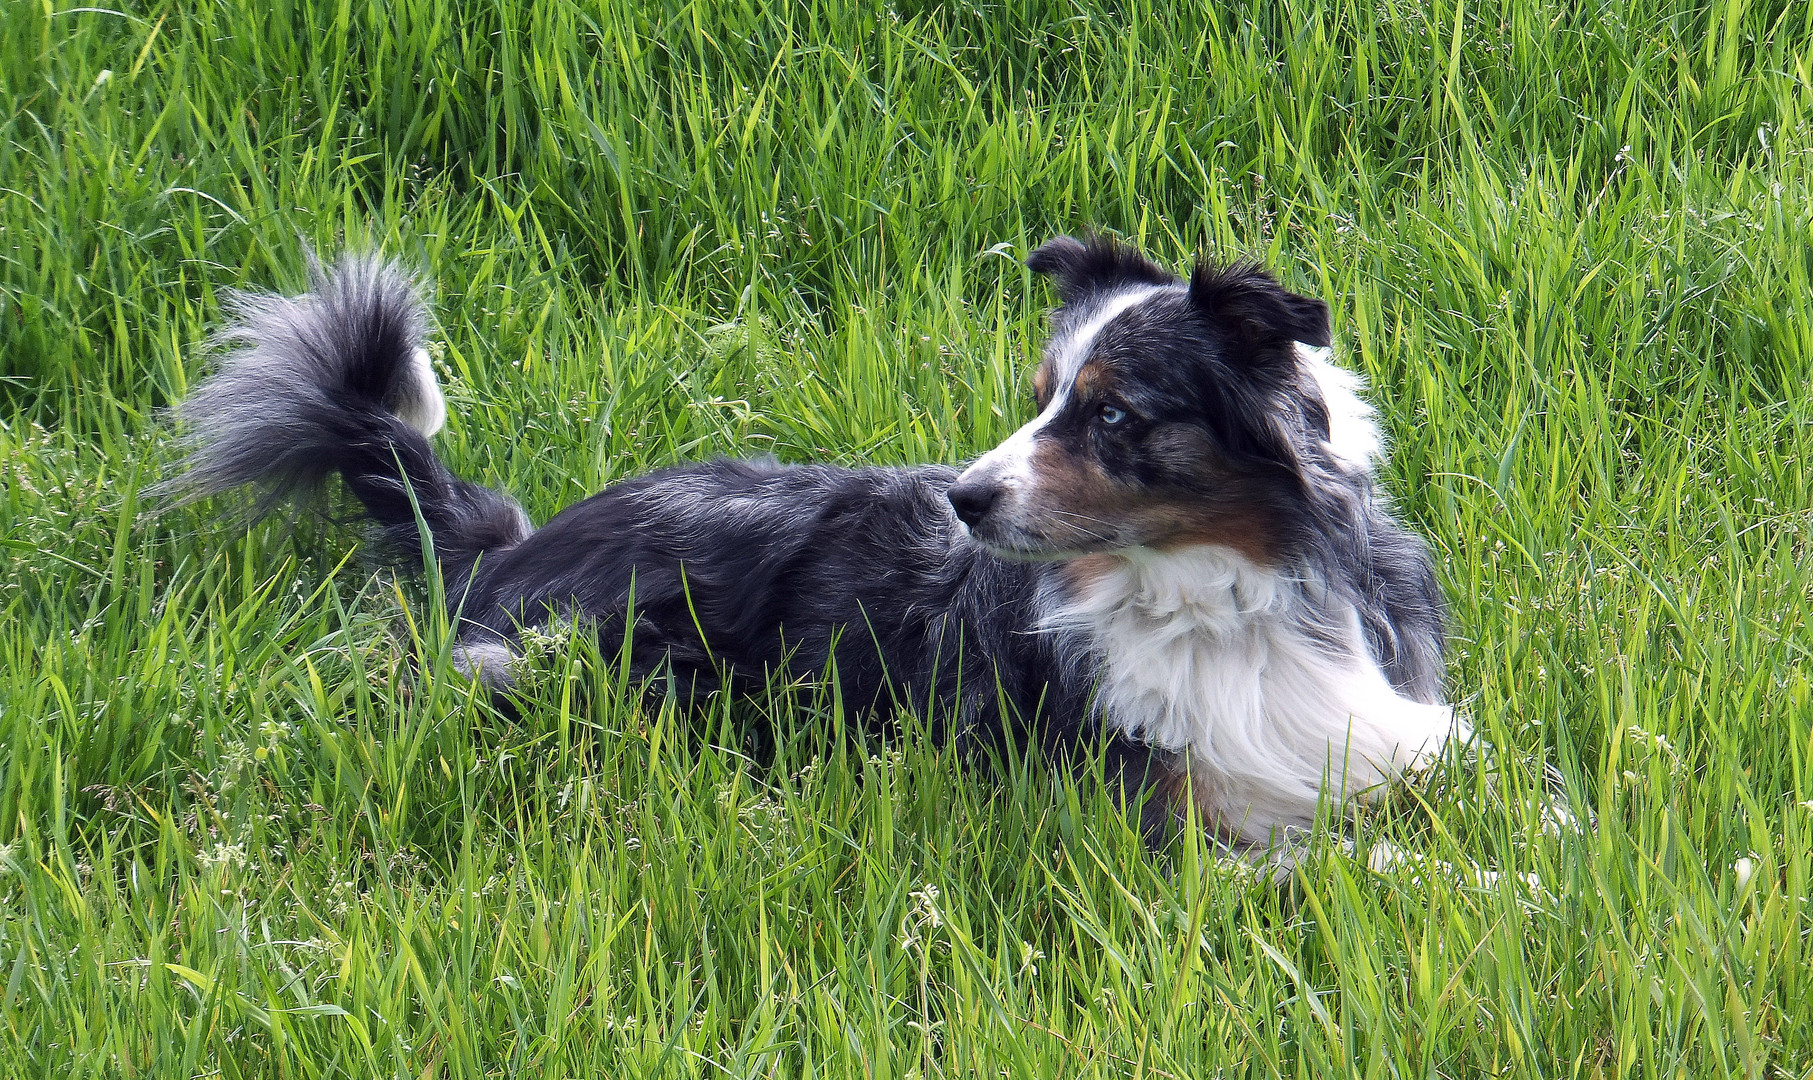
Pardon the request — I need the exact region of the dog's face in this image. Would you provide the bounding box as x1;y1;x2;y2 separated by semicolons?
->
949;236;1334;563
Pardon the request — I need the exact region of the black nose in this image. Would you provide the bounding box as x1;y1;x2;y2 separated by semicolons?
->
947;479;1002;527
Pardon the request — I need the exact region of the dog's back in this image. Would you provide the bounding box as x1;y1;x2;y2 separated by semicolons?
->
456;458;1078;732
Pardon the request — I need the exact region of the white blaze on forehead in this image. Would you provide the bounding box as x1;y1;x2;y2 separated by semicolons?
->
960;285;1168;491
1297;343;1381;471
1044;284;1170;387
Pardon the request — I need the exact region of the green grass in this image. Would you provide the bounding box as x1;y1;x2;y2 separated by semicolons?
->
3;0;1811;1074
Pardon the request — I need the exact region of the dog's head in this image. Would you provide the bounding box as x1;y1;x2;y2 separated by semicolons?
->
949;235;1344;563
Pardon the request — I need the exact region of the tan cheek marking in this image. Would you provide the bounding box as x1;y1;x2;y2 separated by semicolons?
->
1018;425;1281;563
1142;507;1278;566
1031;363;1052;409
1127;426;1280;564
1028;439;1131;514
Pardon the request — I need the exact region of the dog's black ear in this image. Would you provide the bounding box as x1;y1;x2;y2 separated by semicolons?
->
1188;261;1331;349
1026;235;1174;304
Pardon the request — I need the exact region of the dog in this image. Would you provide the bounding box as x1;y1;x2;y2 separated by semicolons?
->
157;235;1461;856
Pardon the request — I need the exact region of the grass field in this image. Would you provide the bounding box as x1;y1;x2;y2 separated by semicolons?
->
4;0;1812;1075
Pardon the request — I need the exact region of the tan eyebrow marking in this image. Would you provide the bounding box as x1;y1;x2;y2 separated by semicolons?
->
1072;357;1110;400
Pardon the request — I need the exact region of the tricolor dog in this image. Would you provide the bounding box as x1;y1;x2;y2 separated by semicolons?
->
160;236;1461;857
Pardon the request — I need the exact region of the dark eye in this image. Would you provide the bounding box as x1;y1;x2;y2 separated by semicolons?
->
1097;403;1128;426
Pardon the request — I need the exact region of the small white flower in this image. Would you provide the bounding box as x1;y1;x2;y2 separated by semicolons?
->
195;842;247;873
1017;941;1044;977
909;885;942;929
1733;856;1758;892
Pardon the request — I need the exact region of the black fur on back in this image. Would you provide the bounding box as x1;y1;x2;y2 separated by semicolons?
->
459;459;1087;734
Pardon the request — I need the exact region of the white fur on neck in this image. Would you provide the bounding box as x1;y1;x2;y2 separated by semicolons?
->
1297;343;1381;471
1043;545;1456;844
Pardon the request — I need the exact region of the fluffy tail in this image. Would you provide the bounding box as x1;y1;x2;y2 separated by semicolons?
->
156;253;532;581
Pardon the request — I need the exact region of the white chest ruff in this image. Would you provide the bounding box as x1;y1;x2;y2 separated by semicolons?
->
1044;547;1458;843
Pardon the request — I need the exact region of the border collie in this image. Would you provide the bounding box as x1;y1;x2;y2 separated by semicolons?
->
158;236;1461;856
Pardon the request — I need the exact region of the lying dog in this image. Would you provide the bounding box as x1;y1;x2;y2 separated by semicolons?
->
159;236;1460;854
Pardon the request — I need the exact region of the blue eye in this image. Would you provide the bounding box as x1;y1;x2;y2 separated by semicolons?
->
1098;404;1127;425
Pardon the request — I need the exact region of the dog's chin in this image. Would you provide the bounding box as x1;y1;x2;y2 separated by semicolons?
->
958;520;1114;562
979;542;1082;562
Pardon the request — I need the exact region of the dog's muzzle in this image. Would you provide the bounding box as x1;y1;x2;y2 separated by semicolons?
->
947;477;1004;527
